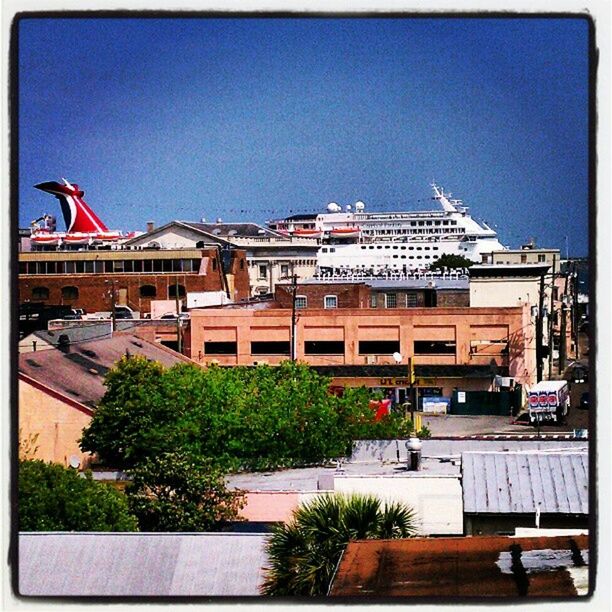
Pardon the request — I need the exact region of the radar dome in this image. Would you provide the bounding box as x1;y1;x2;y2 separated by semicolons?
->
327;202;341;212
355;201;365;211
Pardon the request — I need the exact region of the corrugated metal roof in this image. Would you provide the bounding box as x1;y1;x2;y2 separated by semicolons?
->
329;534;589;597
462;452;588;514
19;533;269;596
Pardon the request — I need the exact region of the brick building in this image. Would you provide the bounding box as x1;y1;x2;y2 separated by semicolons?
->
18;247;250;315
274;276;469;310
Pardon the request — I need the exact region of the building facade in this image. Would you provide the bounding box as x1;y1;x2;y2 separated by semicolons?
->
18;247;250;315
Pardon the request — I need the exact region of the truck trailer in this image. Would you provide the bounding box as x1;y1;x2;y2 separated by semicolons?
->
527;380;570;425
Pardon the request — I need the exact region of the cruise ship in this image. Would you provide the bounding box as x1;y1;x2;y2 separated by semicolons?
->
268;184;506;272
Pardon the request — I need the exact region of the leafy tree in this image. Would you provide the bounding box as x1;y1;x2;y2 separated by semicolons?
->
261;493;417;596
125;452;245;532
19;459;137;531
428;253;474;271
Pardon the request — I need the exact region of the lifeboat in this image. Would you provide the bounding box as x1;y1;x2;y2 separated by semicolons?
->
63;233;92;246
31;232;63;246
330;227;361;238
293;228;322;238
94;231;122;242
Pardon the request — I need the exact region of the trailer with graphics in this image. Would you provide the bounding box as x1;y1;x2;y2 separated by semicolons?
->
527;380;570;425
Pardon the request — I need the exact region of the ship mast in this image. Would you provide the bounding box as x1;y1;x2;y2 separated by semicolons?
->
431;182;458;213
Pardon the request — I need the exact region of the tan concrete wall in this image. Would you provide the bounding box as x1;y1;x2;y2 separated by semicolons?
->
19;378;93;468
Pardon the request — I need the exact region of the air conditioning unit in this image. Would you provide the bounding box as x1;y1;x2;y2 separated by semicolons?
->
366;355;377;365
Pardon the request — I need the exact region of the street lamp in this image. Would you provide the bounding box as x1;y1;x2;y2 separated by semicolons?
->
104;280;117;333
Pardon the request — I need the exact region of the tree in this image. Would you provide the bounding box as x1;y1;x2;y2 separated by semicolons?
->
428;253;474;271
261;493;417;596
125;452;246;532
19;459;137;531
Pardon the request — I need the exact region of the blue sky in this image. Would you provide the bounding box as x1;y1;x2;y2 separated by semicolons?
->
18;16;590;255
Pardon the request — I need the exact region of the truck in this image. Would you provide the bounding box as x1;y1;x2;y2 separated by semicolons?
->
527;380;570;425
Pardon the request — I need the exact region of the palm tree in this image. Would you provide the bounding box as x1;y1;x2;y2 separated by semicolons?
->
260;493;417;596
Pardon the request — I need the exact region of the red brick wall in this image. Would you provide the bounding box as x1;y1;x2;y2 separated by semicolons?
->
437;291;470;307
274;283;369;309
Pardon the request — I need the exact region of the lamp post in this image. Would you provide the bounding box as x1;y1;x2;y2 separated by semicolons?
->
104;280;117;333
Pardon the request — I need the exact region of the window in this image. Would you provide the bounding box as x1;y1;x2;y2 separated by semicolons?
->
31;286;49;300
61;286;79;301
168;284;186;298
359;340;400;355
520;254;527;263
385;293;397;308
281;264;289;278
258;264;268;279
538;254;546;263
295;295;307;309
370;293;377;308
251;341;291;355
305;341;345;355
140;285;157;298
212;258;217;271
324;295;338;309
204;341;237;355
406;294;417;307
414;341;456;355
113;260;125;273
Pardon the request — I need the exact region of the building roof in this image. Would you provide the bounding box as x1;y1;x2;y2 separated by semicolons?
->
469;264;551;278
181;221;281;238
462;451;589;514
300;277;469;290
18;532;269;596
329;534;589;597
22;321;136;348
18;332;193;409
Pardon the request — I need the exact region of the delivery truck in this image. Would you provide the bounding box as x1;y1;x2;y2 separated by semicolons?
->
527;380;570;425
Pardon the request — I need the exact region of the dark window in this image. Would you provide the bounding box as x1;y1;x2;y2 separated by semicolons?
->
406;294;417;307
163;259;173;272
26;262;37;274
305;341;345;355
168;284;186;298
204;341;237;355
19;262;26;274
191;259;201;271
57;262;66;274
76;261;85;273
84;261;94;273
123;260;134;273
113;260;124;273
359;340;400;355
212;258;218;271
140;285;157;298
172;259;182;272
31;286;49;300
46;261;57;274
153;260;163;272
104;261;114;273
251;341;291;355
132;260;143;273
61;286;79;300
414;341;456;355
143;259;153;273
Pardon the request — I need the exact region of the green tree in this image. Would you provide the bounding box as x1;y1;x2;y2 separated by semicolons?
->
125;452;245;532
19;459;137;531
428;253;474;271
261;493;417;596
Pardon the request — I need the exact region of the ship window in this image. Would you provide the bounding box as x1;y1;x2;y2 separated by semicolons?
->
417;256;422;259
322;248;328;253
411;222;416;226
377;246;382;250
251;341;290;355
305;341;344;355
435;221;441;226
409;246;414;250
418;221;424;226
416;247;422;251
433;247;439;250
359;340;400;355
369;246;374;249
401;255;406;259
385;245;390;249
360;245;366;250
61;286;78;300
433;255;439;259
392;255;398;259
424;246;430;250
538;254;546;263
409;256;414;259
204;341;237;355
330;248;335;253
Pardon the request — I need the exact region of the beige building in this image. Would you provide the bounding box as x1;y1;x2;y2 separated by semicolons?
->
487;247;561;272
124;220;320;296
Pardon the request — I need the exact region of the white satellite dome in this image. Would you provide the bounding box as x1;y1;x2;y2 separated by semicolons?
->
327;202;341;212
346;204;352;211
355;200;365;211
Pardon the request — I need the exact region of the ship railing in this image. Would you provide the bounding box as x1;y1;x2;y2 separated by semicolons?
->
313;269;468;282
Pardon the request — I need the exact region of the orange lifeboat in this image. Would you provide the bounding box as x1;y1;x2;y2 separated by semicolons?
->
330;227;360;238
63;233;92;245
293;228;322;238
31;232;63;246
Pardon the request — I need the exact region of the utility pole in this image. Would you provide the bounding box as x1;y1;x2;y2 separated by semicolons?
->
174;278;182;354
105;280;117;334
536;272;545;382
290;273;298;361
572;261;580;360
547;255;556;379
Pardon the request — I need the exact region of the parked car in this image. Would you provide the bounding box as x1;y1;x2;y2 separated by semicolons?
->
579;392;589;410
160;312;190;320
114;306;134;320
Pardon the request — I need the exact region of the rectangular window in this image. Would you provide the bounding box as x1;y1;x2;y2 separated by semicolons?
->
305;341;345;355
295;296;307;309
258;264;267;279
370;293;377;308
172;259;183;272
538;254;546;263
162;259;172;272
251;341;291;355
406;293;417;307
324;295;338;309
26;262;37;274
152;259;163;272
103;260;113;273
359;340;400;355
132;260;143;273
204;341;237;355
65;261;76;274
520;254;527;263
19;262;27;275
414;341;456;355
281;264;289;277
385;293;397;308
84;260;94;273
113;260;124;273
76;261;85;273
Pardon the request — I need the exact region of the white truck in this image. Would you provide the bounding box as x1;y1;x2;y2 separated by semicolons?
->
527;380;570;425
